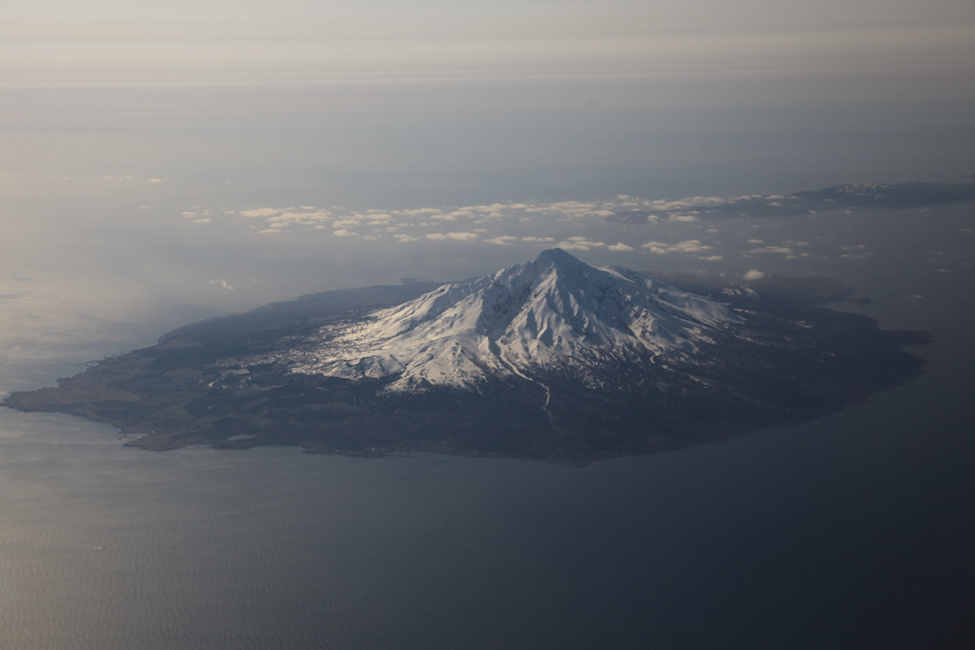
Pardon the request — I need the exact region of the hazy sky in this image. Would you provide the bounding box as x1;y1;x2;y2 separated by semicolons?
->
3;0;973;85
1;1;973;374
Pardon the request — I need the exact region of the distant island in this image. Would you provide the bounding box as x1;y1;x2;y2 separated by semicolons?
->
607;180;975;223
4;250;932;465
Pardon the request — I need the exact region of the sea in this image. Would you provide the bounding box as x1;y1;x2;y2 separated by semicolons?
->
0;207;973;649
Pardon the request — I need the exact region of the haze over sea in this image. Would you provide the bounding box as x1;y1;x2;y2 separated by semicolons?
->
2;0;974;646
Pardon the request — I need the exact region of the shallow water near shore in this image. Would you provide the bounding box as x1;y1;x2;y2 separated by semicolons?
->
1;208;973;649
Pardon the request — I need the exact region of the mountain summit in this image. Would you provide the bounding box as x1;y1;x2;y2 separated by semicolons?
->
281;249;739;392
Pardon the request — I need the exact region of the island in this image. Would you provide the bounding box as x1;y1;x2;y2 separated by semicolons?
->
4;250;932;466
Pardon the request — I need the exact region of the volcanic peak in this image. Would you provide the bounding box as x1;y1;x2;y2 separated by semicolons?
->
278;249;740;392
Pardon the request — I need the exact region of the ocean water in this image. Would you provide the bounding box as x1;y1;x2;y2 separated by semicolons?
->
0;208;973;649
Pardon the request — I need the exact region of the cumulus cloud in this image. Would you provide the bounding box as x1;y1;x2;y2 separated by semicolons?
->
743;270;766;280
555;237;609;251
194;192;819;254
147;178;166;184
525;201;612;219
484;236;517;246
426;232;479;241
642;240;711;254
208;279;234;290
647;196;726;211
240;208;281;218
396;207;443;217
213;194;727;245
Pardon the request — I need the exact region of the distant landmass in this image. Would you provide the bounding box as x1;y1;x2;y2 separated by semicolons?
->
4;250;932;465
608;180;975;223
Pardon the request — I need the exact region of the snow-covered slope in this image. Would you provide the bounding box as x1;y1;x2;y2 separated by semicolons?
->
282;249;739;392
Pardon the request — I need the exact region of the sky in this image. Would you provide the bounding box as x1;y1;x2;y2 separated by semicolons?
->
2;1;973;85
1;0;974;374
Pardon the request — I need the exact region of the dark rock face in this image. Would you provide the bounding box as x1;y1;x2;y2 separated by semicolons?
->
4;265;931;466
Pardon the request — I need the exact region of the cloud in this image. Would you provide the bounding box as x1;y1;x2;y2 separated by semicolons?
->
396;207;443;217
608;242;634;252
240;208;281;218
642;239;711;254
425;232;479;241
555;237;608;251
749;245;793;255
484;236;517;246
207;280;234;291
147;178;166;184
698;255;724;261
646;196;726;211
525;201;607;218
333;229;357;237
743;270;766;280
521;236;555;243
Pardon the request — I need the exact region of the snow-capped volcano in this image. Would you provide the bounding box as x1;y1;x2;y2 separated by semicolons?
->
282;249;740;392
10;248;930;464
